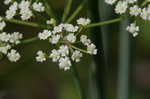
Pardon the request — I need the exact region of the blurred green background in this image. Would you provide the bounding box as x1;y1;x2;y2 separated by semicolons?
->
0;0;150;99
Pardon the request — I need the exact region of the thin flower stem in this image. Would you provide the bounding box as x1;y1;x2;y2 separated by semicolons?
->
71;45;88;54
71;64;86;99
85;17;122;28
62;0;73;22
44;0;58;21
141;0;149;7
3;18;46;28
21;37;39;44
66;0;86;23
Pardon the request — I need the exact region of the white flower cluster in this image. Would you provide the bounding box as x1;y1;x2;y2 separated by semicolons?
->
36;18;97;71
0;32;23;62
105;0;150;37
5;0;45;20
0;17;6;31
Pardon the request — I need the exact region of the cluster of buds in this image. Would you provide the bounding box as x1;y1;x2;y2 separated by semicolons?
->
36;18;97;71
105;0;150;37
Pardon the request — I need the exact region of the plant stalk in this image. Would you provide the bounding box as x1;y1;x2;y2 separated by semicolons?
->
21;37;39;44
117;18;131;99
44;0;58;21
66;0;86;23
71;64;86;99
141;0;149;7
62;0;73;22
85;17;122;28
3;18;46;28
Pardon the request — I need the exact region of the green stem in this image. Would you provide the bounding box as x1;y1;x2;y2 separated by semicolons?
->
141;0;149;7
71;45;88;54
62;0;73;22
3;18;46;28
44;0;58;21
21;37;39;44
85;17;122;28
117;18;131;99
66;0;86;23
71;64;86;99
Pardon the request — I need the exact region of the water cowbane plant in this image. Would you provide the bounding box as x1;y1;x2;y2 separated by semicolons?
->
0;0;121;69
0;0;150;99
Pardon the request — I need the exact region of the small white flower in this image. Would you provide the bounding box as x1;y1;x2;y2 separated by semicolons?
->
32;2;45;12
58;45;69;56
20;9;33;20
49;49;60;62
66;33;76;43
53;25;63;34
87;43;97;55
46;18;56;25
0;32;10;42
129;5;141;16
80;35;91;46
38;30;51;40
115;1;128;14
126;23;139;37
63;24;79;32
140;8;149;20
7;49;21;62
36;50;46;62
19;0;33;20
59;57;72;71
140;5;150;20
77;18;91;26
5;2;18;19
0;21;6;31
71;50;83;62
105;0;117;5
0;44;11;54
49;34;60;44
9;32;23;44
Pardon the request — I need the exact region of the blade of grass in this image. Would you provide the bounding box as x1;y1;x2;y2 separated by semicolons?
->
117;18;132;99
66;0;86;23
62;0;73;22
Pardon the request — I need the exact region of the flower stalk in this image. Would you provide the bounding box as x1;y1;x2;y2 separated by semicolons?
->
141;0;149;7
85;17;122;28
62;0;73;22
71;63;86;99
66;0;86;23
3;18;46;28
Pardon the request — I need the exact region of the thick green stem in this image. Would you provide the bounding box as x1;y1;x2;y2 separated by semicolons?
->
62;0;73;22
66;0;86;23
117;18;131;99
3;18;46;28
71;64;86;99
85;17;122;28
